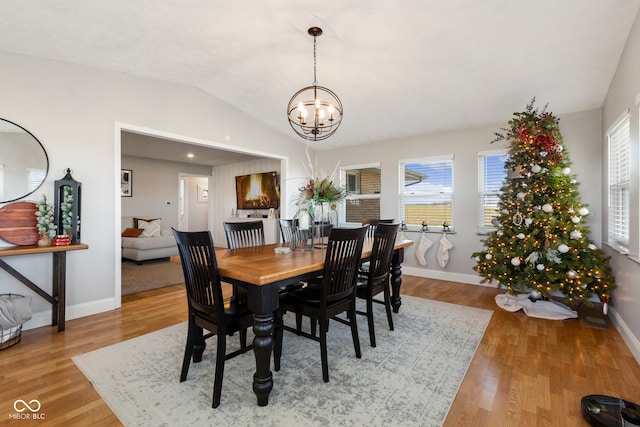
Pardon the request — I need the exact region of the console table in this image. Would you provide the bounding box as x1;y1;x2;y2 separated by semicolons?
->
0;243;88;332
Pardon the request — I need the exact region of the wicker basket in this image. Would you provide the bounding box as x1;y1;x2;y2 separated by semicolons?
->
0;294;26;351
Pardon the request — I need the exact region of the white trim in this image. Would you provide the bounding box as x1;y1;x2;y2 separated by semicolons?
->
399;153;454;164
605;108;630;135
402;267;491;286
477;148;507;157
609;306;640;365
117;122;287;160
22;297;116;331
339;161;381;170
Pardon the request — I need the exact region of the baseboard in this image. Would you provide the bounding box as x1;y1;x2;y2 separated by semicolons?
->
608;306;640;365
21;297;118;332
401;267;495;287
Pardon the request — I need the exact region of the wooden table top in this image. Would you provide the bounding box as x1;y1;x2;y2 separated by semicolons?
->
216;238;413;286
0;243;89;257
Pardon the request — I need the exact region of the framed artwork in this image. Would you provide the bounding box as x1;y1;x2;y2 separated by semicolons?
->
121;169;132;197
197;184;208;203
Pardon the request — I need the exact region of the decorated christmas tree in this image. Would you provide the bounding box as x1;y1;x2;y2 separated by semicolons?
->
472;99;615;310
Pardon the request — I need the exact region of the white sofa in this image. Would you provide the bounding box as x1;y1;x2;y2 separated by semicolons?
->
121;217;179;263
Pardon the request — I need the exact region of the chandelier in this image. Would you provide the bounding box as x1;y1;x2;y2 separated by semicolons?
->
287;27;343;141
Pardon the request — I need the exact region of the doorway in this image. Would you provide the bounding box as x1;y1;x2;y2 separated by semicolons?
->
179;174;210;231
115;123;288;306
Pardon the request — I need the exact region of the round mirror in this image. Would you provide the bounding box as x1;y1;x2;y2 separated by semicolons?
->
0;118;49;203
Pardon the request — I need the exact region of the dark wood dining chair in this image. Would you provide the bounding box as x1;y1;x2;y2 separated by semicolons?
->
360;219;394;274
279;218;311;247
355;222;399;347
223;221;265;303
274;226;367;382
223;220;265;249
362;218;395;238
172;228;254;408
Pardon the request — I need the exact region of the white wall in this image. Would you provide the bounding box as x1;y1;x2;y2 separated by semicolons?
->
316;109;603;284
184;176;209;232
0;51;311;330
121;155;212;228
602;11;640;363
211;158;282;245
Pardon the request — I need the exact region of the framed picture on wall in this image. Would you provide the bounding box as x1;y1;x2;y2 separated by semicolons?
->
121;169;132;197
197;184;208;203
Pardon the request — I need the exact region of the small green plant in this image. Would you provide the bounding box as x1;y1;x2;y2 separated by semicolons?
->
35;195;55;238
61;186;74;233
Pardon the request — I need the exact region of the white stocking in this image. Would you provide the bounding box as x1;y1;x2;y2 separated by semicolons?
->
415;234;433;266
437;233;453;268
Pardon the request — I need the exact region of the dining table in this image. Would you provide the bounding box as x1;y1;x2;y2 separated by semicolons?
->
215;236;413;407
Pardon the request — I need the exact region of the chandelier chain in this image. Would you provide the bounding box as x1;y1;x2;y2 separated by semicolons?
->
313;34;318;86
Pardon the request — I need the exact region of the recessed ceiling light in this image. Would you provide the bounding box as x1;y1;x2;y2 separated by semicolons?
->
187;153;194;158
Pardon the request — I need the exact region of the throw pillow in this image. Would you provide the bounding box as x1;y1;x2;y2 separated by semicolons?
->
121;228;144;238
133;217;160;228
138;219;162;237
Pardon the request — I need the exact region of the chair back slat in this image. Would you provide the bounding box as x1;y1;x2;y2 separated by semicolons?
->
321;227;367;303
367;223;400;290
362;218;395;238
279;218;311;247
279;219;297;243
172;229;225;317
224;221;265;249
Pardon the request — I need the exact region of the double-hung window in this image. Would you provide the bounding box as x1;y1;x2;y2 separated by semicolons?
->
340;163;381;224
607;113;630;249
478;150;508;233
399;155;454;229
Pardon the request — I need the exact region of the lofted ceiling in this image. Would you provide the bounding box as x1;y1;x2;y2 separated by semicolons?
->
1;1;639;154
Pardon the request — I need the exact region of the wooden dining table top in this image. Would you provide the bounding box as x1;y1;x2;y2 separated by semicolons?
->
215;238;413;287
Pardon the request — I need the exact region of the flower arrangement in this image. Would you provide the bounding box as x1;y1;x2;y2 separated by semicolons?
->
299;177;346;209
35;195;55;241
297;148;346;218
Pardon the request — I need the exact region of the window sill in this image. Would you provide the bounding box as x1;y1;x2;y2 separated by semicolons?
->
403;228;456;235
603;241;629;256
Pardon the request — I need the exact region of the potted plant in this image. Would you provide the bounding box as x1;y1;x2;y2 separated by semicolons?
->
35;195;55;246
60;186;74;236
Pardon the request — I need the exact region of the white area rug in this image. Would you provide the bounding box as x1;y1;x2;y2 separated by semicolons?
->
73;295;492;427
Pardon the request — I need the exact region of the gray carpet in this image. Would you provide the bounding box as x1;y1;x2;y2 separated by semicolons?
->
73;295;492;426
121;257;184;295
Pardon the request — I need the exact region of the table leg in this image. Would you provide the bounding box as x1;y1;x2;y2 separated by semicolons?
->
53;252;67;332
252;312;274;406
390;248;404;313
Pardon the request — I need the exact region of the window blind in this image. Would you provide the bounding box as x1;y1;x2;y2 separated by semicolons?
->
607;115;630;247
399;155;454;228
478;152;507;231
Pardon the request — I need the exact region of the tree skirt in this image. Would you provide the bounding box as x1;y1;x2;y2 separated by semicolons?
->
495;293;578;320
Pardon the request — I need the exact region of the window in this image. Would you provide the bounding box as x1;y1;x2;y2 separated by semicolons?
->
607;114;630;248
27;168;46;192
340;164;381;223
399;155;454;229
478;151;508;232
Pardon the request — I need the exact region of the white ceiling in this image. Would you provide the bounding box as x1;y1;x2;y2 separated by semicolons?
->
1;1;639;152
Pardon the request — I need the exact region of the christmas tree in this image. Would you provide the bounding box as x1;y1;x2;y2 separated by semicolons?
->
472;99;615;309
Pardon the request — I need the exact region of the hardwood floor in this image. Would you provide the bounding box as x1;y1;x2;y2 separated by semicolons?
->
1;277;638;426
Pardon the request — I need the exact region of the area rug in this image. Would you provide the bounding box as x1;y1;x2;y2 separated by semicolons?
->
121;257;184;295
73;295;492;426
